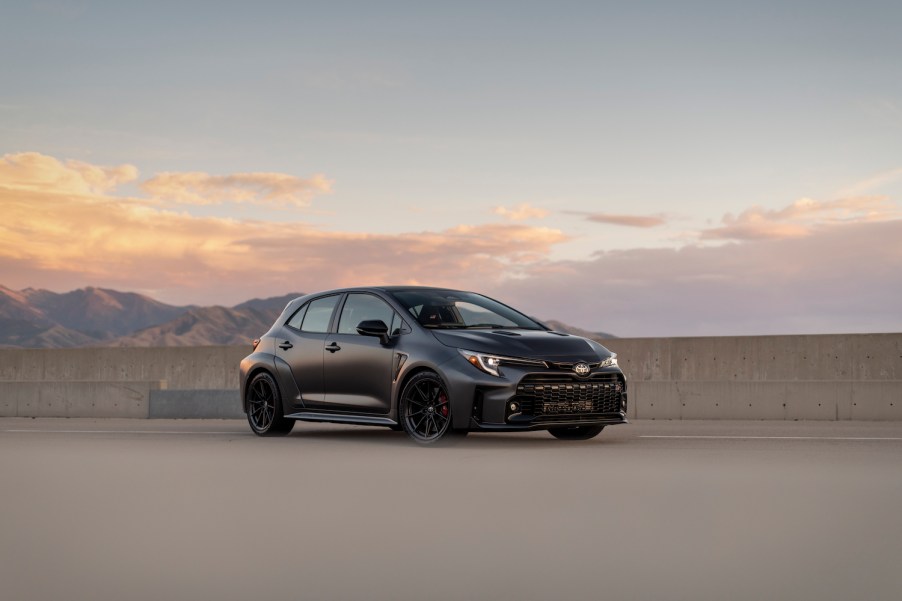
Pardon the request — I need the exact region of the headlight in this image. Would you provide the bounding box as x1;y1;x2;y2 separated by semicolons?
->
600;353;618;368
459;349;503;376
458;349;545;377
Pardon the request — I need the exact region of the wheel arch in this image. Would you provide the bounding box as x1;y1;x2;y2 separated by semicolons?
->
395;364;471;430
243;366;277;413
395;365;441;407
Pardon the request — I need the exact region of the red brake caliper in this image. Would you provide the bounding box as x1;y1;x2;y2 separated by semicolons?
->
439;392;449;417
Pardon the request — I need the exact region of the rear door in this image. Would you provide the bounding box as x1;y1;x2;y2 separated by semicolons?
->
277;294;341;407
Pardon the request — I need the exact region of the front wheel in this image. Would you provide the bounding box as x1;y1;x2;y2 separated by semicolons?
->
548;425;604;440
399;371;466;445
246;372;295;436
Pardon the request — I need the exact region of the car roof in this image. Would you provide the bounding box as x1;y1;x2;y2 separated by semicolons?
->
279;286;470;310
298;285;468;297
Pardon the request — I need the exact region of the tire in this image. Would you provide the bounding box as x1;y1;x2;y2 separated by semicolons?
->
399;371;467;445
246;372;295;436
548;425;604;440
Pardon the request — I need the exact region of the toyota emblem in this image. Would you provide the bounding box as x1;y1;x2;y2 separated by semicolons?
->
574;362;590;376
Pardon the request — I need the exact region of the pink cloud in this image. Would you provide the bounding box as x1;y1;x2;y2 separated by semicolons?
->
573;211;668;228
702;196;899;241
498;219;902;336
2;151;900;335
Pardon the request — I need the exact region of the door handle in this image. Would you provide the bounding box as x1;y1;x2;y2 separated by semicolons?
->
325;342;341;353
279;341;293;350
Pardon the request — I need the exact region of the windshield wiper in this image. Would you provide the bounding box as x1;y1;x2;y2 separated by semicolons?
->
421;323;468;329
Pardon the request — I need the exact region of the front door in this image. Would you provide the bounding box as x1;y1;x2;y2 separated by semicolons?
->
322;293;397;413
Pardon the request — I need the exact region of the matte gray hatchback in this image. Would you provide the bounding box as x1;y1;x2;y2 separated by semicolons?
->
240;287;627;444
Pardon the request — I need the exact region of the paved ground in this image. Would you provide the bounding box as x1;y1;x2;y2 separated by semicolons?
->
2;418;901;601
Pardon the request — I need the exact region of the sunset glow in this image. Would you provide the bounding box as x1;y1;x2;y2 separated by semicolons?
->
1;3;900;336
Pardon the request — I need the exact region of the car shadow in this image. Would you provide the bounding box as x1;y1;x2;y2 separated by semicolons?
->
283;424;630;449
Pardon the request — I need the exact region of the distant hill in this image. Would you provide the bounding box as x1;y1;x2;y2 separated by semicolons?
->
0;285;301;348
0;285;611;347
102;305;283;347
0;285;189;347
233;293;300;315
23;286;190;338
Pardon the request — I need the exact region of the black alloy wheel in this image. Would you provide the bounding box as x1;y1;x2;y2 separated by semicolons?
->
399;371;465;444
548;425;604;440
247;372;294;436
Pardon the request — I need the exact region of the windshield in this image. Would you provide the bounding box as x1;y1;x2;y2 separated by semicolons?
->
389;289;544;330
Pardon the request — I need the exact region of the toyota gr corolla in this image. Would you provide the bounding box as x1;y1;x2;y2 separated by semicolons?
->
239;287;627;444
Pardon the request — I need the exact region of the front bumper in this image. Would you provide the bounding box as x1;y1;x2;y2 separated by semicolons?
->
455;362;628;431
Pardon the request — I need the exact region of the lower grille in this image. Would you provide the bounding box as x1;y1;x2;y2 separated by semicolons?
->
515;374;623;417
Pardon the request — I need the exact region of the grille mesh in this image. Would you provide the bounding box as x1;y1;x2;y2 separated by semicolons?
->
515;374;623;416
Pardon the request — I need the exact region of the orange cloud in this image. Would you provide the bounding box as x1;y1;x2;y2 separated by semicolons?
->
5;151;899;335
0;152;567;304
492;203;549;221
701;196;899;241
141;171;333;207
576;212;668;228
0;152;138;195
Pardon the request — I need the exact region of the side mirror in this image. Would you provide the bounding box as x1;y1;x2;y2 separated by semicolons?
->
356;319;390;344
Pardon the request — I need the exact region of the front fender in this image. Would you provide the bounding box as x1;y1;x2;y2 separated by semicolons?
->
392;350;503;430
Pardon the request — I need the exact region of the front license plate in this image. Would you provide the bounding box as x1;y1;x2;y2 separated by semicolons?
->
543;401;593;414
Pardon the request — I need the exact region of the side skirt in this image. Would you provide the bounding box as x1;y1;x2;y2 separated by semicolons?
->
285;411;398;427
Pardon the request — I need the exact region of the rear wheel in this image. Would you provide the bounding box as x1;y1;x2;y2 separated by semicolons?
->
246;372;294;436
399;371;467;445
548;425;604;440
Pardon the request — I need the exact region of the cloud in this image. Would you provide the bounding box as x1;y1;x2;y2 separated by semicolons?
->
701;196;899;241
140;171;333;207
0;152;138;195
2;151;900;336
499;218;902;336
838;166;902;197
492;203;549;221
0;152;566;304
570;211;668;228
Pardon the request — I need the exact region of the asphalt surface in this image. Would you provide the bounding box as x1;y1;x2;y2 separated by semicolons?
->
2;418;901;601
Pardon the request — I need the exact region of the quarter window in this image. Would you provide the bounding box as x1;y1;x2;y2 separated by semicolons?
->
285;304;308;330
300;295;340;333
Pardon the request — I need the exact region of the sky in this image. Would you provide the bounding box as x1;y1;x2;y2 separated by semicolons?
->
1;0;901;336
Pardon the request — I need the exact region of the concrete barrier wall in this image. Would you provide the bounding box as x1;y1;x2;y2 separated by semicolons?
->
148;389;243;419
0;346;249;389
0;334;899;419
597;333;902;420
0;346;247;419
0;380;167;418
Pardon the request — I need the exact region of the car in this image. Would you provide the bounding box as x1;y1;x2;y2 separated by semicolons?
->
239;286;627;444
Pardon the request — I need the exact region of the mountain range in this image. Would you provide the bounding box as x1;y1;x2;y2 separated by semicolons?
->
0;285;613;348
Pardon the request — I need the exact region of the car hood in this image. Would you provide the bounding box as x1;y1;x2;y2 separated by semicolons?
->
430;329;610;362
